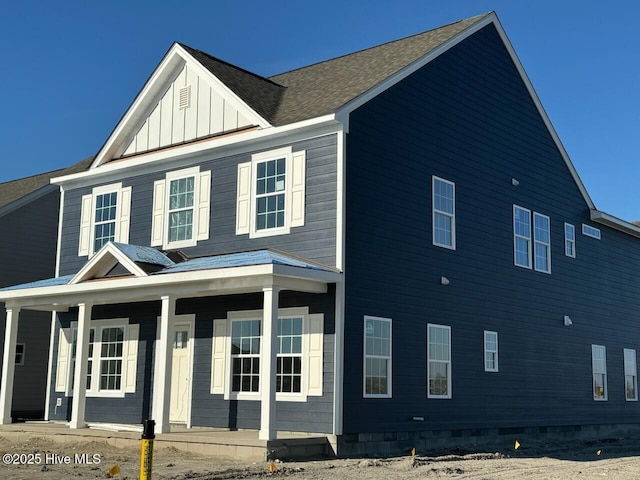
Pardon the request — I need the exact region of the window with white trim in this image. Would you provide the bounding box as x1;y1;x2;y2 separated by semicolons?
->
363;316;392;398
78;183;132;257
624;348;638;401
582;224;601;240
484;331;498;372
151;166;211;249
432;176;456;249
236;147;306;238
564;223;576;258
15;343;25;365
533;213;551;273
513;206;551;273
428;324;451;398
592;344;607;401
58;319;139;398
513;205;532;268
211;307;323;401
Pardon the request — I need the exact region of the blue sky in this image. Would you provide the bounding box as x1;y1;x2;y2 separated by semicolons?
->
1;1;639;220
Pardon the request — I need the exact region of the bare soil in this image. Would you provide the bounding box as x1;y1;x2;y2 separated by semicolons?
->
1;435;640;479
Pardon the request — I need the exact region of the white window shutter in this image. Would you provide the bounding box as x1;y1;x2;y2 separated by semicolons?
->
290;150;306;228
211;319;228;394
196;170;211;241
307;313;324;396
55;328;71;392
150;179;166;246
124;323;139;393
236;162;251;235
117;186;132;244
78;194;93;256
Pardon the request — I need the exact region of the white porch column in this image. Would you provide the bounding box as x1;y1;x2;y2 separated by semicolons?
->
153;295;175;433
259;285;279;441
0;306;20;424
70;302;92;429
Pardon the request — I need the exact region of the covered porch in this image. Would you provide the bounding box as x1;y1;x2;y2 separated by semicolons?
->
0;244;343;442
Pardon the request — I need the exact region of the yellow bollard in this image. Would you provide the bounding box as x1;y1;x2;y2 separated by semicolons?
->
139;419;155;480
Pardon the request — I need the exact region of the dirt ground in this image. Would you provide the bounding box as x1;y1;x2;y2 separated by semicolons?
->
1;435;640;479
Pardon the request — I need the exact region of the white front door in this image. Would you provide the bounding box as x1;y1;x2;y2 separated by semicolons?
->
170;321;192;424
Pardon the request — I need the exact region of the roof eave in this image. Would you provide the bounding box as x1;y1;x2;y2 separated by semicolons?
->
590;209;640;238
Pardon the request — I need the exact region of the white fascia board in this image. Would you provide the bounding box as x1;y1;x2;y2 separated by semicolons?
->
590;209;640;238
0;263;343;309
69;243;148;285
52;115;341;190
92;43;272;169
335;12;596;211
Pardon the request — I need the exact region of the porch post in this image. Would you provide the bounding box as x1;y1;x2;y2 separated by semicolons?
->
70;302;92;429
0;306;20;424
259;285;279;441
153;295;175;433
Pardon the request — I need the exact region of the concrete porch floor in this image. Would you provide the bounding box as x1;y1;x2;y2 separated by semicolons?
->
0;422;333;461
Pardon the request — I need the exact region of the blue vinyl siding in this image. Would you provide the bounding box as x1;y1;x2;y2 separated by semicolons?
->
342;24;640;434
58;135;337;276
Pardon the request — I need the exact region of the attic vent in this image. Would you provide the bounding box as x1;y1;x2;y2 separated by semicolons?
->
179;85;191;110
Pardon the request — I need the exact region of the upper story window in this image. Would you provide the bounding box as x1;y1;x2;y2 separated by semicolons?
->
513;205;551;273
236;147;306;238
78;183;132;257
151;166;211;249
582;224;601;240
432;176;456;250
564;223;576;258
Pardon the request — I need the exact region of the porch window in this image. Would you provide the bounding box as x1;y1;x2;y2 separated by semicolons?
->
212;307;323;401
99;327;124;391
230;320;261;393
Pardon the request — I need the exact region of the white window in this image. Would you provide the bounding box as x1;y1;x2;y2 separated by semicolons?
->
428;324;451;399
363;316;392;398
513;205;532;269
211;307;323;401
15;343;25;365
592;344;607;401
78;183;132;256
151;166;211;249
565;223;576;258
514;206;551;273
432;176;456;249
57;319;139;397
582;224;601;240
484;331;498;372
236;147;306;238
533;213;551;273
624;348;638;401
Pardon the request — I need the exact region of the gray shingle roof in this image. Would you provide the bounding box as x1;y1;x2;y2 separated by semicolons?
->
0;156;93;209
183;13;489;127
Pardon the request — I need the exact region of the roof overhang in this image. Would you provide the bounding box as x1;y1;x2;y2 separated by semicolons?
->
0;262;342;312
590;209;640;238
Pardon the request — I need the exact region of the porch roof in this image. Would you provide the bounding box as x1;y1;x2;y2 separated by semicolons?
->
0;247;341;311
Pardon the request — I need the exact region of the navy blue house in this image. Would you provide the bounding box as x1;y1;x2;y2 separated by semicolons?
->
1;11;640;455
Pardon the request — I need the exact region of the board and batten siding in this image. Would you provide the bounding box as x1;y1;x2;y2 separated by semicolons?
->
122;63;254;157
58;134;337;276
342;23;640;434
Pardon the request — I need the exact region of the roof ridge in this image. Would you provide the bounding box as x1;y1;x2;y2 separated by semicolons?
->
178;42;286;89
269;12;492;79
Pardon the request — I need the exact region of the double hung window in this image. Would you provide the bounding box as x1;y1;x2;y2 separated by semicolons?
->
432;176;456;249
513;205;551;273
363;316;392;398
592;345;607;400
564;223;576;257
428;324;451;398
624;348;638;401
78;183;132;257
484;331;498;372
